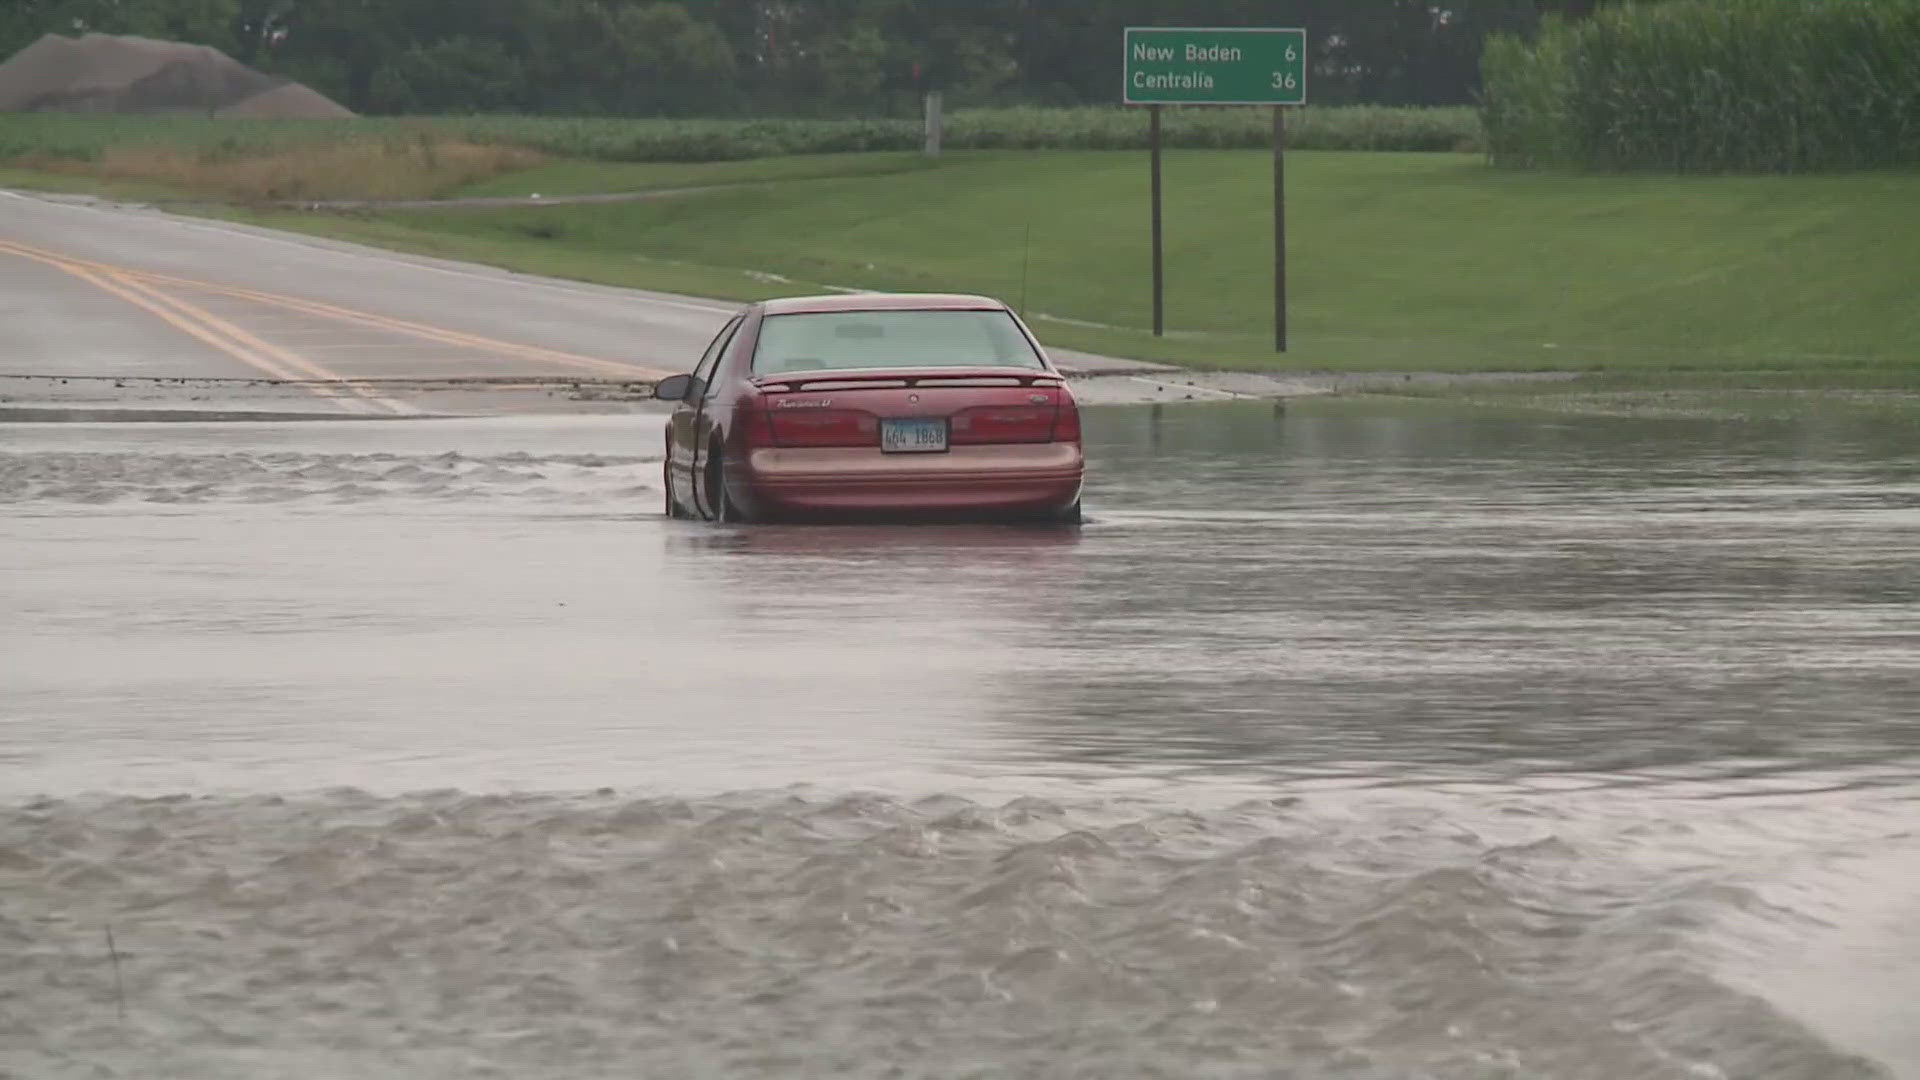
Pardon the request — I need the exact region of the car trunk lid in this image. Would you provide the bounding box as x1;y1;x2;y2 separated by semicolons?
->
751;368;1075;449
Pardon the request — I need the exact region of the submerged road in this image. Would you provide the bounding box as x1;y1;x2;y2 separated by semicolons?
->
7;404;1920;1078
0;189;1199;418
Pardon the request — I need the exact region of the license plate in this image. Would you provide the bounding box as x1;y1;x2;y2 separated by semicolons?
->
880;417;948;453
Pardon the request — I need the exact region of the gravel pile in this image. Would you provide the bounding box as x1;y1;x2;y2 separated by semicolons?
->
0;32;352;117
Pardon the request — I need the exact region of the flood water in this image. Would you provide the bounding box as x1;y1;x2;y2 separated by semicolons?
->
4;401;1918;1078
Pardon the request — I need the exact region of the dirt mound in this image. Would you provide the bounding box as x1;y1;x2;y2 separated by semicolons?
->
215;82;354;119
0;32;352;117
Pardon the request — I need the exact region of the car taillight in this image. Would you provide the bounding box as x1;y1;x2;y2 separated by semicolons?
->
1051;396;1082;444
768;408;877;447
950;404;1056;445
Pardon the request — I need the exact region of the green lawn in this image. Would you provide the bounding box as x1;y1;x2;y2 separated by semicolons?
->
0;164;196;202
176;150;1920;373
451;151;936;198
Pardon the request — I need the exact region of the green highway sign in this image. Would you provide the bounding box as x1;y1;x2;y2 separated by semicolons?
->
1125;28;1306;351
1123;27;1306;106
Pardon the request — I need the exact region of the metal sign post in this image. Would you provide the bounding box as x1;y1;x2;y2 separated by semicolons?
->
1124;27;1306;353
1150;104;1163;337
1274;105;1286;353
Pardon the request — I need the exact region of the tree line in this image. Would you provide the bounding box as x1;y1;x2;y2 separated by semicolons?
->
3;1;1619;117
1484;0;1920;173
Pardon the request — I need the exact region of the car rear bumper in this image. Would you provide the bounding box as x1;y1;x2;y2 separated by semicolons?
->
741;443;1083;515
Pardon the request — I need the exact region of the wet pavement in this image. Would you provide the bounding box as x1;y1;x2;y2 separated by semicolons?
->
4;399;1918;1078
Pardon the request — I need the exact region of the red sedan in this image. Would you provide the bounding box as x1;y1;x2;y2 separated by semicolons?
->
655;293;1084;524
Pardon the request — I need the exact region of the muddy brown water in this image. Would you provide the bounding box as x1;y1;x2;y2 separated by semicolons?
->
3;401;1917;1078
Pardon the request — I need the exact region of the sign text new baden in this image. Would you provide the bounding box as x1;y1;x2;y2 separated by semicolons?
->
1123;27;1306;106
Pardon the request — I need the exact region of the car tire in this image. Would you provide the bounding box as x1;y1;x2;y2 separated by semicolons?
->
707;444;753;524
664;463;689;519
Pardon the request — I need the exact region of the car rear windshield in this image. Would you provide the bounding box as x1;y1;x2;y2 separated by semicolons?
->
752;309;1045;374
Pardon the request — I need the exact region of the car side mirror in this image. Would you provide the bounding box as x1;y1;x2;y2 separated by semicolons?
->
653;373;696;401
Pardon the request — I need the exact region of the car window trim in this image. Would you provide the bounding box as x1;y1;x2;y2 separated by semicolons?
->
689;315;743;401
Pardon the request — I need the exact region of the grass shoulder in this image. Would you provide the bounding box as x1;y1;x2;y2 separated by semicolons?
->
0;148;935;204
451;152;935;198
0;164;201;202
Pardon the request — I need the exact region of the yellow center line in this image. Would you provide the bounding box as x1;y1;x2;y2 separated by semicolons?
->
158;276;670;379
105;271;417;415
0;238;673;380
0;241;375;415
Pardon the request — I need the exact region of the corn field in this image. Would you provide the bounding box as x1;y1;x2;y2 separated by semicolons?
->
0;106;1482;166
1483;0;1920;173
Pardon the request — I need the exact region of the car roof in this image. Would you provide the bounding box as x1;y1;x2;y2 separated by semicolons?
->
758;292;1011;316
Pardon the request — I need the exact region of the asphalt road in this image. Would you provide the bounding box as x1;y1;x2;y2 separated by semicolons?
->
0;189;1203;418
